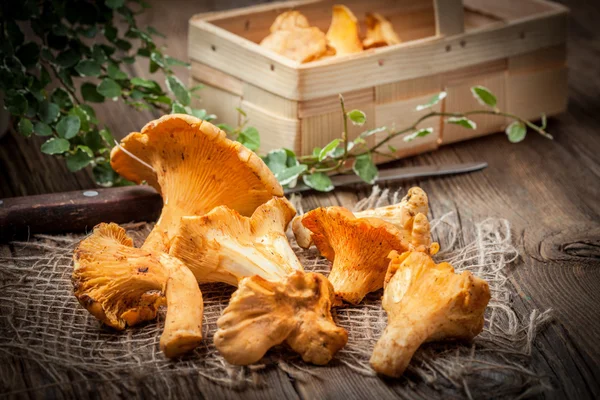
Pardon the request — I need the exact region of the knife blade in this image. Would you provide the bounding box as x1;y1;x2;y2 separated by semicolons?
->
284;161;487;194
0;162;486;241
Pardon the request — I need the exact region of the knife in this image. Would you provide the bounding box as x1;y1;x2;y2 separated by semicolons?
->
0;162;486;241
284;161;487;194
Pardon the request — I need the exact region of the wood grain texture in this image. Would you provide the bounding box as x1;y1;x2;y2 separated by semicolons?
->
1;0;599;399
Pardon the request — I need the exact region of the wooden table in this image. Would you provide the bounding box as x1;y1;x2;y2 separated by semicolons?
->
1;0;598;398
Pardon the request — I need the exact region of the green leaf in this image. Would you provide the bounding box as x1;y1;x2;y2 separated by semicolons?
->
360;126;387;138
57;68;74;92
353;153;378;184
115;39;132;51
122;56;135;64
41;138;70;154
171;102;187;114
165;55;191;68
18;118;33;137
106;0;125;9
312;147;322;157
347;109;366;126
16;42;39;68
92;45;107;63
166;75;190;106
238;126;260;151
303;173;334;192
236;107;247;117
318;139;341;161
284;148;299;167
40;66;52;87
446;117;477;130
505;121;526;143
416;91;447;111
107;62;128;80
75;60;101;77
66;149;93;171
69;106;92;132
97;78;122;98
471;86;497;108
81;83;104;103
37;101;60;123
55;49;79;68
104;25;118;42
403;128;433;142
150;52;166;68
93;162;118;186
131;77;160;91
263;149;288;176
191;108;216;120
387;145;397;152
5;91;28;115
100;128;115;146
84;129;103;152
51;88;72;109
34;122;53;136
278;164;308;185
56;115;81;139
190;84;204;92
75;145;94;158
217;123;234;133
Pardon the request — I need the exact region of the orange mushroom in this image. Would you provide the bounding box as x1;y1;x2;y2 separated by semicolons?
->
293;187;429;250
169;197;348;365
72;223;203;358
260;10;328;63
370;214;490;377
299;207;409;304
363;12;401;49
326;5;363;56
110;114;283;251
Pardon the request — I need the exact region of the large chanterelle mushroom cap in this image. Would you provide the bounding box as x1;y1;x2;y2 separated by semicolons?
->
110;114;283;250
370;214;490;377
169;196;302;286
73;223;204;358
300;207;409;305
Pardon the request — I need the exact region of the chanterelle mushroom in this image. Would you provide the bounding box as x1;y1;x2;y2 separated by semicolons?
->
260;10;328;63
363;12;401;49
215;271;346;365
170;197;302;285
73;223;203;358
169;197;348;365
110;114;282;251
370;214;490;377
326;5;363;56
293;187;429;249
299;207;409;304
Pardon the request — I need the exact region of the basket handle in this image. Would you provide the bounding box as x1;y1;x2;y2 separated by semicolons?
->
433;0;465;37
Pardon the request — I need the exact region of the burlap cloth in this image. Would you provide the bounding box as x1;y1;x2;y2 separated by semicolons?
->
0;187;552;398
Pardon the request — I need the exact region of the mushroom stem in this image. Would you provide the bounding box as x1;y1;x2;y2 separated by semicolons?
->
159;254;204;358
370;319;428;378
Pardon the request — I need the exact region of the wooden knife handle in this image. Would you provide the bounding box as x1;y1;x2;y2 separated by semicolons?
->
0;186;162;242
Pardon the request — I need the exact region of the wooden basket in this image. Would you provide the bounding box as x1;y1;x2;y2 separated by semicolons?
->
188;0;568;161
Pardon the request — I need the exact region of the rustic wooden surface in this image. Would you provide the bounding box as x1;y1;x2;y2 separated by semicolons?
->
1;0;599;399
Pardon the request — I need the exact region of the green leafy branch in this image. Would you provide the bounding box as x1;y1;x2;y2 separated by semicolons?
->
262;85;551;192
0;0;230;186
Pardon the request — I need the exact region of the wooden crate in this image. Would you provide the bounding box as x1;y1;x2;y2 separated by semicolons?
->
188;0;568;160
